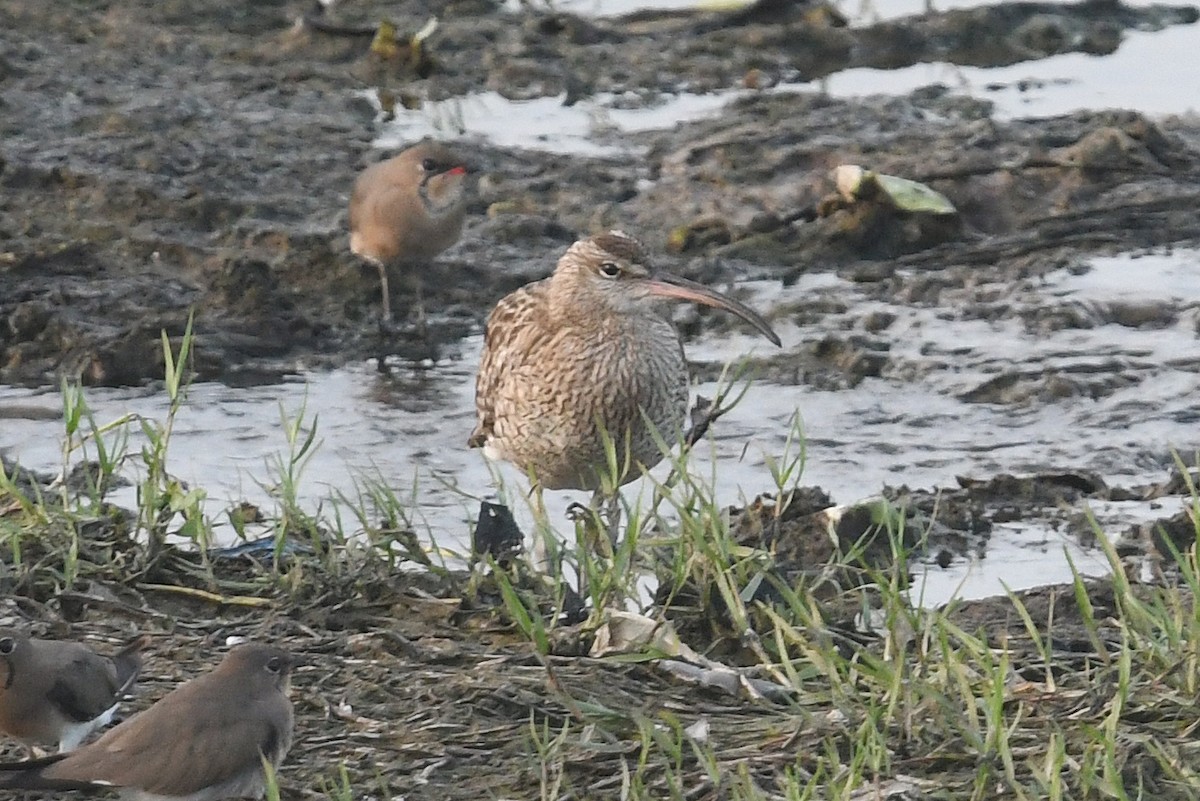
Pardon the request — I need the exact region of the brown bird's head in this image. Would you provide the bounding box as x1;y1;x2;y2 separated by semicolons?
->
220;643;300;694
553;231;781;346
395;141;469;213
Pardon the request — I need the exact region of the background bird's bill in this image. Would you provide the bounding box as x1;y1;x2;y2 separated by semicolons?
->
643;272;781;346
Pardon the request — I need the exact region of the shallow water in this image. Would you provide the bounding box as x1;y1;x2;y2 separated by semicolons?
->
386;1;1200;156
373;89;737;157
817;23;1200;119
3;249;1196;605
504;0;996;24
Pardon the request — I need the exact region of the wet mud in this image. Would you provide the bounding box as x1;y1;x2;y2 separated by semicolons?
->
1;0;1198;387
0;485;1197;799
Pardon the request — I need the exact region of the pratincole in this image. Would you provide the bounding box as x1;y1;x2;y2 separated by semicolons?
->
0;631;149;755
0;643;299;801
349;140;469;323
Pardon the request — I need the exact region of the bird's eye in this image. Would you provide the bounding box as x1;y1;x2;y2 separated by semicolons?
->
265;656;283;674
599;261;621;278
0;638;14;655
421;158;439;172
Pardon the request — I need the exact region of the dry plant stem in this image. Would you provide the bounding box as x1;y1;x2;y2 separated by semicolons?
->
137;583;274;608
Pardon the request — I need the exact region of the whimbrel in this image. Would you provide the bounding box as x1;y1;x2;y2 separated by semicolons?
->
468;230;781;507
348;141;468;322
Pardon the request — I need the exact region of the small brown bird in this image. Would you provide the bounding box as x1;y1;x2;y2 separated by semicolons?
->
0;642;298;801
0;630;149;753
349;140;469;321
469;230;780;498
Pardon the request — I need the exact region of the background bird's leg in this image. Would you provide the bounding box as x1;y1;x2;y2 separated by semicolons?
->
375;261;393;322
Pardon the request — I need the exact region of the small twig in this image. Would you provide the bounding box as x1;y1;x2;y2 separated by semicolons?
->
56;590;172;622
375;629;425;661
136;583;273;607
535;650;590;725
643;360;756;527
682;394;720;448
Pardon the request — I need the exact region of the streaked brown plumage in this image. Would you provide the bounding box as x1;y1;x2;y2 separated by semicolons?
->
349;140;468;320
0;631;149;753
469;231;781;493
0;643;298;801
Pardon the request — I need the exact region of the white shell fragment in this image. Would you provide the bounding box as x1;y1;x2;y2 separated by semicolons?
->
412;17;439;44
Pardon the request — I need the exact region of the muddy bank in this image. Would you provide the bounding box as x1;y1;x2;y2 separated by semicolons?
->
1;475;1198;801
647;462;1198;652
1;0;1198;386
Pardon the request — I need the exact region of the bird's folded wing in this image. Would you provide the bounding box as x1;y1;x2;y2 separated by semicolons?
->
44;656;121;723
42;713;284;796
469;280;549;446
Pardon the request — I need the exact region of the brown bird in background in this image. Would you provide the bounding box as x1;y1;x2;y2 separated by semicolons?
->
349;140;469;322
469;230;780;509
0;642;298;801
0;630;149;754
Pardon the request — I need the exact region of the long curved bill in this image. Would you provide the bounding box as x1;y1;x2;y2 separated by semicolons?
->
644;272;782;346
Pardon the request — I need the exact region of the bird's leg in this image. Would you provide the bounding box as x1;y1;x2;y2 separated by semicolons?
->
373;261;404;372
602;490;622;551
570;490;622;607
575;490;615;558
375;261;393;322
529;483;555;575
562;493;603;603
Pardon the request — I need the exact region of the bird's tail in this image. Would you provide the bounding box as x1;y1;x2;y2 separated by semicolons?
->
0;753;100;791
113;633;151;696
